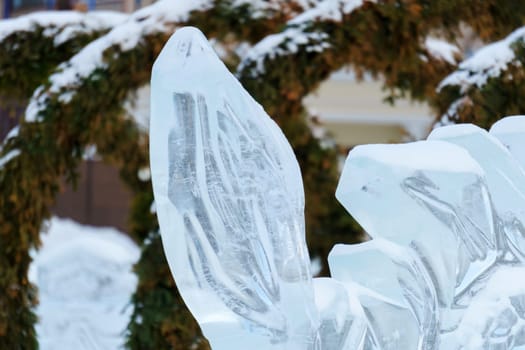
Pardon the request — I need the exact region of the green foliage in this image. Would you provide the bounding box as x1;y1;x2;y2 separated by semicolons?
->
126;232;210;350
0;25;111;101
0;117;61;349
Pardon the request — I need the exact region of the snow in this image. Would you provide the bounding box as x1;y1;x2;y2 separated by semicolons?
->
239;0;372;76
0;126;20;169
232;0;312;18
435;27;525;125
239;27;330;75
25;0;213;123
439;26;525;91
425;37;459;65
30;217;139;350
288;0;368;24
0;11;127;45
0;149;20;169
434;97;472;127
123;84;150;131
4;125;19;141
137;167;151;181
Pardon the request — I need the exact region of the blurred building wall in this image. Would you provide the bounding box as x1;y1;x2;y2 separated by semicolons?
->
53;161;133;232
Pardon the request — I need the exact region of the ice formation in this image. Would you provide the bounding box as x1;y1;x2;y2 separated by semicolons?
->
150;26;525;349
335;117;525;349
150;27;319;349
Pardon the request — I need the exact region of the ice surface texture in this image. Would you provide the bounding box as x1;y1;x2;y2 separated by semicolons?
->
336;116;525;349
150;27;319;350
150;26;525;349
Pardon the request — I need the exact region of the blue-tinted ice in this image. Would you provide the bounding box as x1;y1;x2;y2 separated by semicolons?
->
150;27;319;349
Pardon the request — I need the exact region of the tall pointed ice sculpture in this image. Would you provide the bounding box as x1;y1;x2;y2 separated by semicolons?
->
149;27;320;349
150;26;525;350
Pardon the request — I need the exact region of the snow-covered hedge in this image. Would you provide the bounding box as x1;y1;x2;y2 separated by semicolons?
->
0;11;126;100
436;26;525;128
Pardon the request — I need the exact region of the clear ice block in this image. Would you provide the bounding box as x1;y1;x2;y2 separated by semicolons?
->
150;27;319;349
329;239;439;349
335;140;496;311
313;277;368;349
429;124;525;262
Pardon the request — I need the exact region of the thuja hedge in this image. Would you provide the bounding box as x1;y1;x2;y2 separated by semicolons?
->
0;17;120;101
435;39;525;129
1;1;525;349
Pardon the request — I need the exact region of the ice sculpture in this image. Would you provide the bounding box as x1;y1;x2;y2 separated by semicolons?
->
150;27;319;350
428;124;525;263
334;118;525;349
490;116;525;168
150;26;525;350
312;277;367;349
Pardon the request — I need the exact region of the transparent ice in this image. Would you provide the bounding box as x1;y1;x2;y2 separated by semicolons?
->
334;123;525;349
329;239;438;349
150;27;525;349
150;27;319;350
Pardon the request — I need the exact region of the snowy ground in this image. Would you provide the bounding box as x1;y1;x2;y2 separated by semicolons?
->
29;217;140;350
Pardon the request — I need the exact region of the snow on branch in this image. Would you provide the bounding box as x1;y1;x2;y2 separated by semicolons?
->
239;1;462;79
425;37;460;65
0;10;127;46
439;27;525;92
23;0;311;123
25;0;213;122
434;26;525;128
238;0;373;76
